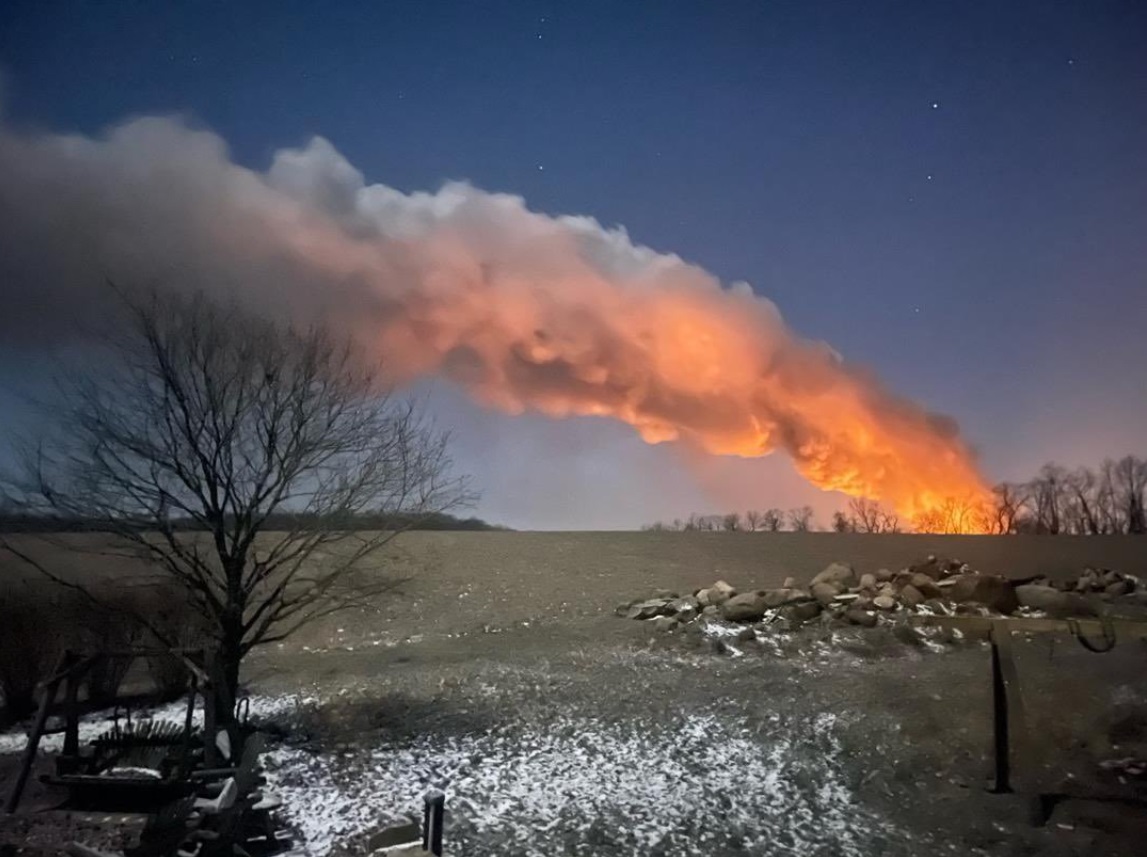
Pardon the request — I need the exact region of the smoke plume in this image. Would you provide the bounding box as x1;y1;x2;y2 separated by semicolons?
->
0;115;991;528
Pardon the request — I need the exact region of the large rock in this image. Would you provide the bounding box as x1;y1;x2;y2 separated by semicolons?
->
858;573;877;592
787;600;823;623
908;556;943;580
762;588;794;608
811;581;840;606
648;615;679;632
1106;579;1134;597
873;594;897;611
625;599;671;620
1015;585;1097;618
721;592;770;622
844;607;878;628
696;580;737;607
811;562;856;590
949;574;1019;614
668;596;701;614
909;573;942;600
899;584;925;607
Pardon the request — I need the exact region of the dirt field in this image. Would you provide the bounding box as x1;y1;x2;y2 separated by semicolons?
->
3;532;1147;856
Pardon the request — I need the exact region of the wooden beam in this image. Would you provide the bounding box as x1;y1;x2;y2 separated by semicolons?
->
4;652;67;813
908;614;1147;641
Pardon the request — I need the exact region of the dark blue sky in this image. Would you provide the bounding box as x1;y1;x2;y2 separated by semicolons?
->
1;0;1144;526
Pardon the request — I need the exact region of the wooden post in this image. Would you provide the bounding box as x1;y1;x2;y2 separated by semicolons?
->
4;652;67;814
203;651;218;767
988;620;1027;795
422;789;445;856
178;672;198;777
989;631;1011;793
62;651;81;760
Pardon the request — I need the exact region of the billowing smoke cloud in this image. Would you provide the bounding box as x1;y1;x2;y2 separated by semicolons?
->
0;115;991;527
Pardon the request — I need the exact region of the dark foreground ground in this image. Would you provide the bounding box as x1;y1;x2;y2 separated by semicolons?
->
3;532;1147;855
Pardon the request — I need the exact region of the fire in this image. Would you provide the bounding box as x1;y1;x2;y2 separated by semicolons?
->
257;148;996;533
0;119;995;531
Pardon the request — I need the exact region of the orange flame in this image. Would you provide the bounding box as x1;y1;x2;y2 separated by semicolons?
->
0;117;993;532
267;178;994;533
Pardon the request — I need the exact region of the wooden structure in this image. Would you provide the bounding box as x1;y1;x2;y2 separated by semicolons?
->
3;647;235;815
910;614;1147;823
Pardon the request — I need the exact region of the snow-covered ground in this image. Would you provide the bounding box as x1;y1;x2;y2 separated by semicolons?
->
262;708;910;857
0;694;314;755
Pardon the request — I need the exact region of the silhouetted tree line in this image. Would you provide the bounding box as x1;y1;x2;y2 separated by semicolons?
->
643;507;815;533
642;455;1147;535
0;509;507;534
990;455;1147;535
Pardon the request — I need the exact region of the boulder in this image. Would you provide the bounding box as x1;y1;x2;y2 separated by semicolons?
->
858;573;877;591
922;598;952;616
668;596;701;614
909;573;942;600
788;600;823;623
811;562;856;590
721;592;770;622
675;605;699;623
735;626;756;643
648;615;679;632
908;556;943;580
762;588;794;608
949;574;1019;615
874;568;894;583
1105;579;1134;597
696;580;737;607
811;582;840;606
626;599;671;620
1015;585;1097;618
782;576;798;589
844;607;878;628
873;594;897;611
899;584;925;608
701;605;720;617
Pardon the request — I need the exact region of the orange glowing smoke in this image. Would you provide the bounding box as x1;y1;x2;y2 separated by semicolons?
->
0;121;994;531
261;147;995;532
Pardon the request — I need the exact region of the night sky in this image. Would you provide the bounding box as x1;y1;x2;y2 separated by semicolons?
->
1;0;1145;529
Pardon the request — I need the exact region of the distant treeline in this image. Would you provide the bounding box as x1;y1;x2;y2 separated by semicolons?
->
643;454;1147;535
0;510;508;533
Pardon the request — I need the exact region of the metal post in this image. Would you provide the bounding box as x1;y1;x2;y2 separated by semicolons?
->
989;633;1011;793
422;789;445;856
62;651;80;760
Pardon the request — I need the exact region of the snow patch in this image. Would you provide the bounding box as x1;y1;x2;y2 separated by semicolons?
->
262;711;899;857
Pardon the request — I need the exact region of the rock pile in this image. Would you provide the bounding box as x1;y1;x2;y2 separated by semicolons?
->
615;557;1142;636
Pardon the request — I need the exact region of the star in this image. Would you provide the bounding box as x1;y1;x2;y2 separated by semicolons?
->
537;165;545;171
931;101;940;109
926;174;933;181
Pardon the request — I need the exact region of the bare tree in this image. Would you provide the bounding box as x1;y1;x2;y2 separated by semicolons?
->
1027;464;1069;534
830;510;853;533
743;510;763;532
1;289;472;710
846;498;899;533
761;508;784;532
787;506;814;532
990;483;1029;534
1110;455;1147;534
721;512;741;532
